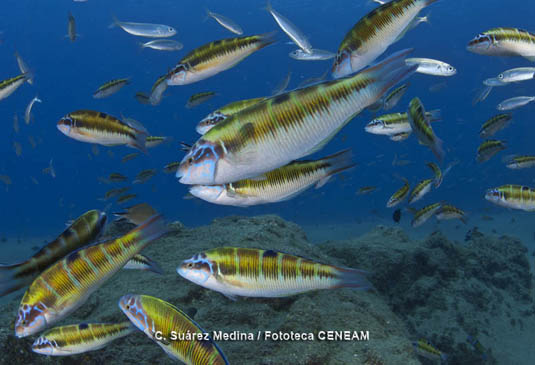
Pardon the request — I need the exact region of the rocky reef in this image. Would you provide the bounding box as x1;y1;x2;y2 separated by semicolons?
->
1;215;533;364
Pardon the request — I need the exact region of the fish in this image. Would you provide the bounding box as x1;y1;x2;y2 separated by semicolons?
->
332;0;438;78
387;177;410;207
408;97;445;162
393;209;402;222
121;152;139;163
14;51;34;85
14;215;167;337
497;67;535;83
505;155;535;169
133;169;156;184
163;162;180;174
146;136;168;148
13;141;22;157
271;71;292;96
466;335;488;361
42;159;56;178
117;194;138;204
426;162;442;188
289;49;335;61
266;0;311;53
410;202;442;227
109;16;176;38
108;173;127;182
177;49;417;185
149;74;168;106
197;97;266;135
0;73;30;100
383;83;409;110
365;110;441;136
357;186;377;195
13;114;19;133
122;254;163;274
119;294;229;364
436;204;467;224
428;81;447;93
485;184;535;211
189;150;354;207
472;85;493;106
114;203;157;225
497;96;535;111
186;91;217;108
205;9;243;35
0;210;106;297
408;178;433;204
167;33;275;85
476;139;506;163
467;28;535;61
28;135;37;149
479;113;512;138
32;322;136;356
140;39;183;51
412;338;448;362
93;78;130;99
135;92;150;104
404;58;457;76
57;110;148;152
177;247;371;298
104;187;130;200
483;77;507;87
67;12;77;42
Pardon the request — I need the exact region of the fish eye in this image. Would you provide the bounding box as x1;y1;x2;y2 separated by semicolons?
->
187;157;193;164
448;66;454;71
169;27;174;32
498;74;504;79
186;262;194;269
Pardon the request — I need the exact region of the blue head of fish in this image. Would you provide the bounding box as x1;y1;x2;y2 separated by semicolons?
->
331;49;353;79
176;140;223;185
118;294;149;333
467;33;494;53
15;302;48;338
484;188;504;205
177;252;214;286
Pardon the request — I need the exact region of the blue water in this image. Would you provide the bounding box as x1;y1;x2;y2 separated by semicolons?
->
1;0;534;240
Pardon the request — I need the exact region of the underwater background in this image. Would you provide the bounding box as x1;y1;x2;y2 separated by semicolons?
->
1;0;535;364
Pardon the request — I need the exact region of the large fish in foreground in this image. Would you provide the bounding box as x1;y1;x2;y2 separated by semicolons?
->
332;0;438;78
0;210;106;297
467;28;535;61
57;110;148;152
485;184;535;211
177;247;371;298
119;294;229;365
167;33;275;85
177;49;417;185
189;149;354;207
14;215;167;338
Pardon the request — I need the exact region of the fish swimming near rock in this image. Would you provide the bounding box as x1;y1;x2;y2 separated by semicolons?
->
0;210;106;297
485;184;535;211
409;202;442;227
177;247;371;299
177;49;417;185
14;215;167;337
392;209;402;222
167;33;275;85
114;203;158;226
189;149;355;207
32;322;136;356
387;177;410;207
435;204;467;224
408;178;433;204
57;110;148;152
413;338;448;363
119;294;229;364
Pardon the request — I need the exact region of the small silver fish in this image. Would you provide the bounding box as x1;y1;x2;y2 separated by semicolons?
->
24;96;42;125
140;39;183;51
205;9;243;35
109;16;176;38
497;67;535;83
472;86;493;106
497;96;535;111
405;58;456;76
483;77;507;87
266;0;311;53
289;49;335;61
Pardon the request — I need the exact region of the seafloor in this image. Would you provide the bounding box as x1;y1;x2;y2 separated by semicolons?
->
1;215;533;365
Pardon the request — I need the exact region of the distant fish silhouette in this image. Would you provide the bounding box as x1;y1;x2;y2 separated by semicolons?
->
393;209;401;223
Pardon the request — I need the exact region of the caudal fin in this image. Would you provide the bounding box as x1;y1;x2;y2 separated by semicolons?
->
127;214;168;249
431;136;445;163
0;263;29;297
316;149;356;188
335;266;372;290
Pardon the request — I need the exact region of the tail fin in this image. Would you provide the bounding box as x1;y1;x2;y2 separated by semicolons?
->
257;31;277;49
316;149;356;188
203;8;211;22
427;109;441;123
129;132;148;154
358;49;418;106
108;15;120;29
128;214;168;249
334;266;372;290
0;263;29;297
431;137;445;163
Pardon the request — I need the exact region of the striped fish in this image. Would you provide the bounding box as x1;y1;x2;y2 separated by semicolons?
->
436;204;467;224
119;294;229;365
365;109;441;136
167;33;275;85
467;28;535;61
189;149;354;207
146;136;169;148
426;162;442;188
476;139;506;163
67;12;76;42
177;49;417;185
384;83;409;110
408;178;433;204
386;177;409;208
177;247;371;298
479;114;512;138
32;322;135;356
93;78;130;99
332;0;438;78
0;73;30;101
505;155;535;169
14;215;167;338
408;97;445;162
57;110;148;152
149;74;168;106
410;202;442;227
485;184;535;211
197;97;266;135
0;210;106;297
186;91;217;108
